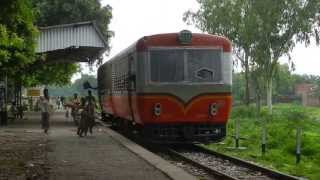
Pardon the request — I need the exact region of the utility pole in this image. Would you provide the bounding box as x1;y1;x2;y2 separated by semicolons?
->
227;118;246;150
296;126;302;164
261;117;267;155
235;118;240;148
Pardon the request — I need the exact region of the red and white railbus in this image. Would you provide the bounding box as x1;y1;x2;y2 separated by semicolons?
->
98;30;232;143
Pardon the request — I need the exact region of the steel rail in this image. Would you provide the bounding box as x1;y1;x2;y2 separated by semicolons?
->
179;145;301;180
167;148;237;180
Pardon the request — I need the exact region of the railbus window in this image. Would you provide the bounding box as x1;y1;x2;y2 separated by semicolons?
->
187;49;222;83
150;49;184;82
149;48;222;83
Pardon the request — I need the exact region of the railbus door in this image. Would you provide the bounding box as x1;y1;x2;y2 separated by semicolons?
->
127;55;136;122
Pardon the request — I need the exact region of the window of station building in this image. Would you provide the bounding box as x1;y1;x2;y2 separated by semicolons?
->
150;49;184;83
187;49;222;83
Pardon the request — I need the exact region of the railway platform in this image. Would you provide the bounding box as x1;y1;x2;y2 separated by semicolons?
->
0;111;196;180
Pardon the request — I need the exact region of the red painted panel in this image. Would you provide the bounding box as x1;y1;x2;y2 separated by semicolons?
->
101;94;232;125
137;95;232;124
101;94;143;123
111;95;132;120
101;95;114;114
130;94;143;124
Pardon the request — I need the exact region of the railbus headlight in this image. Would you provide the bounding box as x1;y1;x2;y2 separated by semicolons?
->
209;103;218;116
178;30;192;45
154;103;161;116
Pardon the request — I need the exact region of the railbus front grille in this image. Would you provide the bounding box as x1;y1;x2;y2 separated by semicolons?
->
142;124;226;143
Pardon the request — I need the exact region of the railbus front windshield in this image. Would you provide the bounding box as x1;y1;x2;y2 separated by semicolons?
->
149;48;222;84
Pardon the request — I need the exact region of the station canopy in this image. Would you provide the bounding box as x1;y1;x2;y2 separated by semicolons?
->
36;21;108;63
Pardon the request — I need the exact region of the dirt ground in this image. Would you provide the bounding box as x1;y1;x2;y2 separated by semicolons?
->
0;129;49;180
0;112;170;180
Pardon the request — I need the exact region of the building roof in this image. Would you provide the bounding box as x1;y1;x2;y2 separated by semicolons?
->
36;21;108;63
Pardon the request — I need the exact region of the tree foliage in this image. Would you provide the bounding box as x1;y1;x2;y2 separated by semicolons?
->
21;63;80;87
184;0;320;112
184;0;256;106
48;74;97;97
0;0;38;78
233;64;320;105
274;64;295;96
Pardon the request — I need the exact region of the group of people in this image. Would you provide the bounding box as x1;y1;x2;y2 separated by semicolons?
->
39;89;97;137
55;96;65;110
67;90;97;137
10;101;24;121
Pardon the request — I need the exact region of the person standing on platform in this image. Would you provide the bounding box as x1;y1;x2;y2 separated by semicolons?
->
39;88;51;134
60;96;65;109
56;96;61;110
85;90;96;135
71;93;81;125
77;97;88;137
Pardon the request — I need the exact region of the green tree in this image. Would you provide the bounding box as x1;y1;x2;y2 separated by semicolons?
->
21;63;80;87
251;63;266;111
274;64;295;96
185;0;320;113
184;0;254;106
0;0;38;78
293;74;320;84
250;0;319;113
48;74;97;97
72;74;97;96
232;72;246;104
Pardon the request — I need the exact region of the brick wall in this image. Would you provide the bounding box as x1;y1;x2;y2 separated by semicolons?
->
295;83;320;106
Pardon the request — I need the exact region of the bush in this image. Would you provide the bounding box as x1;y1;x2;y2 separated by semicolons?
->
231;105;257;119
207;104;320;179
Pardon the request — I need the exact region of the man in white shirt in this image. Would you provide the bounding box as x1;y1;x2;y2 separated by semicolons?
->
39;89;51;133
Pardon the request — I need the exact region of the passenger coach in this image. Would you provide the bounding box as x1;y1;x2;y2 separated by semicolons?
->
98;30;232;143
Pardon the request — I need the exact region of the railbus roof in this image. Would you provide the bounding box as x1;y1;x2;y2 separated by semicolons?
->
104;32;231;65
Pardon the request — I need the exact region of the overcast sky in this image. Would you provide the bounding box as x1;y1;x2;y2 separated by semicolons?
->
75;0;319;80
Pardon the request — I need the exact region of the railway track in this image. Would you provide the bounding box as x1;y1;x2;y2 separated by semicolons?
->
96;118;301;180
166;145;301;180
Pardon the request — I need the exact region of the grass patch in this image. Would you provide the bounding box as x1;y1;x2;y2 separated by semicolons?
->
205;103;320;179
